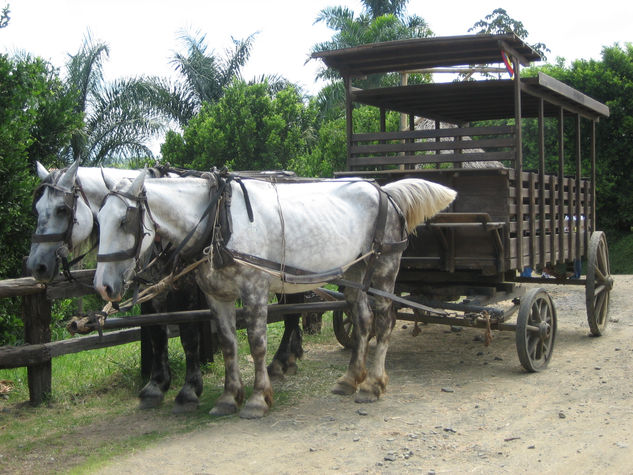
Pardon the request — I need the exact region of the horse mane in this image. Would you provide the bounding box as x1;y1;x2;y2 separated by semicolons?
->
382;179;456;233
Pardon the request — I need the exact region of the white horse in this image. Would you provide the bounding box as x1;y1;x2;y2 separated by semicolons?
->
94;171;456;418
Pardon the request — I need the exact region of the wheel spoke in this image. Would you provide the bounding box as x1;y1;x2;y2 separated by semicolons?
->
594;267;606;283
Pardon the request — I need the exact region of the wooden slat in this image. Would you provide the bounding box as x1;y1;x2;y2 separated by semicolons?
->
350;137;515;154
349;151;513;167
352;125;514;142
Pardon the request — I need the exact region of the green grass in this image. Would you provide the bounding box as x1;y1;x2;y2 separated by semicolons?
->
0;313;342;474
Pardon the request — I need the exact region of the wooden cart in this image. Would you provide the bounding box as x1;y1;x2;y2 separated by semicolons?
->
312;34;612;371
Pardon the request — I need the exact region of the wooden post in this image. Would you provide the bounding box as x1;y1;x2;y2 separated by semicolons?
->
575;114;582;261
558;108;566;261
538;98;546;268
344;75;354;170
513;55;524;270
21;260;52;405
591;120;597;235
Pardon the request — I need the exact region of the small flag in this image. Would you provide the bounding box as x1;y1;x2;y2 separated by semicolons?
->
501;50;514;79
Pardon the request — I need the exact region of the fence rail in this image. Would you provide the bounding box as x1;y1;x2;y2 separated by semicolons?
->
0;267;346;405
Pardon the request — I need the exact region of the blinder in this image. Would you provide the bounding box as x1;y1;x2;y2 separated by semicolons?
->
31;183;80;247
96;191;149;265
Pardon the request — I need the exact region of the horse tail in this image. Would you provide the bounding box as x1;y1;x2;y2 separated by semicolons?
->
382;179;457;233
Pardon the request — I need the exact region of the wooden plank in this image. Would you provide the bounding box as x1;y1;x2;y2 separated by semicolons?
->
348;151;513;167
350;137;514;155
352;125;514;142
0;329;142;369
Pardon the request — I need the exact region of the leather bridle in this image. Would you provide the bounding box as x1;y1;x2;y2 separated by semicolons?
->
96;189;152;267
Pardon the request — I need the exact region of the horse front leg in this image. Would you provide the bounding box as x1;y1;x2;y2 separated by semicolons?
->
207;298;244;416
332;289;372;396
173;322;203;413
240;293;273;419
138;324;171;409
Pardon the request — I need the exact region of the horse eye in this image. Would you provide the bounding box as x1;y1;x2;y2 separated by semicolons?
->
120;218;128;229
56;206;68;216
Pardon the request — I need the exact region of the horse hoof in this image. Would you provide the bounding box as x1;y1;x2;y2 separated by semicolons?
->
239;404;268;419
210;402;238;417
267;360;285;380
172;401;199;414
138;395;163;410
285;362;298;376
331;380;356;396
355;390;379;404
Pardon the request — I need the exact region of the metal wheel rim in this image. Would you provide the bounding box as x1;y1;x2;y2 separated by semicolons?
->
586;231;612;336
516;288;557;372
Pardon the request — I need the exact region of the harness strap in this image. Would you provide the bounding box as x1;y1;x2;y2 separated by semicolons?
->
229;249;346;285
167;177;228;268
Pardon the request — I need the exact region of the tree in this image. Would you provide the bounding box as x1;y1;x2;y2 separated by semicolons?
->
310;0;432;122
62;33;171;165
161;81;318;172
469;8;549;61
1;3;9;28
0;53;82;344
537;44;633;232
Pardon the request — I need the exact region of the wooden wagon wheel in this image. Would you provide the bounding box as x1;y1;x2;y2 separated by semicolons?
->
332;310;377;349
586;231;613;336
515;288;557;372
332;310;355;349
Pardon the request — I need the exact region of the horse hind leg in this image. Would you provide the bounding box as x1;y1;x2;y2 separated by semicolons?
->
355;265;399;403
355;296;395;403
332;289;372;397
267;293;304;379
138;323;171;409
172;322;203;414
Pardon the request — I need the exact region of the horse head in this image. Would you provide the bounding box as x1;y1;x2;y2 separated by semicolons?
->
26;160;94;282
94;170;155;301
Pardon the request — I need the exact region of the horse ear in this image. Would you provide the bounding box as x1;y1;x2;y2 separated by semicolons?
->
101;167;117;191
36;161;50;180
127;169;147;197
58;160;81;190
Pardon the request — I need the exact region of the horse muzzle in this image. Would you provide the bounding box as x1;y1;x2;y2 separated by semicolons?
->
26;244;59;283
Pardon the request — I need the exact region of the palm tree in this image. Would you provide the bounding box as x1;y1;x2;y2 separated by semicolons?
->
310;0;432;119
62;32;167;165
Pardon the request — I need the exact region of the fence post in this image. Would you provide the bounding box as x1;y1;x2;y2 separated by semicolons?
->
21;261;52;405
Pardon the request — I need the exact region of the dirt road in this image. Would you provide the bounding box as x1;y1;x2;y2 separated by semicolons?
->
97;276;633;474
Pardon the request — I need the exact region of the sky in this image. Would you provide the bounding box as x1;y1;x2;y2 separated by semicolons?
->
2;0;633;97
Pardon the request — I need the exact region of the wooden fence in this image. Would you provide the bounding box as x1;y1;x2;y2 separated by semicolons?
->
0;268;346;405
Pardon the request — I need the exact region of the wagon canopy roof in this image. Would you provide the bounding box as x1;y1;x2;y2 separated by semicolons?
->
351;72;610;123
311;34;542;76
312;34;609;123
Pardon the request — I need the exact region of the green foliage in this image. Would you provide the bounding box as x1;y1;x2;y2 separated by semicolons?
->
0;53;82;345
1;3;9;28
161;81;318;172
533;44;633;232
468;8;549;60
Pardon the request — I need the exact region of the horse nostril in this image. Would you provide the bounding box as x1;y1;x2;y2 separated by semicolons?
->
105;285;114;299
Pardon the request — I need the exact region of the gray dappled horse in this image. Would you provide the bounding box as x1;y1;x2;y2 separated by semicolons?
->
94;171;456;418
